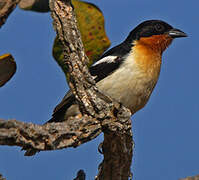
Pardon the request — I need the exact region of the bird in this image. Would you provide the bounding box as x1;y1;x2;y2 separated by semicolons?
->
49;20;187;123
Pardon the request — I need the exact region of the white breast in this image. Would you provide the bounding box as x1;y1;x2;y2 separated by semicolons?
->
96;51;161;114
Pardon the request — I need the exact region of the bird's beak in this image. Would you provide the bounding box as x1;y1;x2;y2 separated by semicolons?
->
167;28;187;38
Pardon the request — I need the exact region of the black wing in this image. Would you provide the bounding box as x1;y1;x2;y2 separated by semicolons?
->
90;42;132;82
47;91;76;123
89;56;124;82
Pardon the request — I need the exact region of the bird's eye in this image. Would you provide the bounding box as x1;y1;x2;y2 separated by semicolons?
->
155;24;164;32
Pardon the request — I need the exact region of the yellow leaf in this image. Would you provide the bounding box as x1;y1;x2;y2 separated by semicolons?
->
73;0;110;63
0;54;16;87
53;0;111;74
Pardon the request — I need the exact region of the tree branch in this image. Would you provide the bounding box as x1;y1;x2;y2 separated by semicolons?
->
0;0;20;28
0;117;101;155
180;175;199;180
49;1;133;179
49;0;111;117
0;0;133;179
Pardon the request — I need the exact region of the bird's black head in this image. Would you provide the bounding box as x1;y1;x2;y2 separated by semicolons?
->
125;20;187;43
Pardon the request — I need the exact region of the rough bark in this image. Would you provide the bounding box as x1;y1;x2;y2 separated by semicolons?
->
0;0;133;179
0;117;101;155
95;109;133;180
180;175;199;180
49;1;133;179
49;0;111;117
0;0;20;28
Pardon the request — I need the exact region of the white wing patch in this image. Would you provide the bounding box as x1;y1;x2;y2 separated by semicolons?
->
92;56;118;66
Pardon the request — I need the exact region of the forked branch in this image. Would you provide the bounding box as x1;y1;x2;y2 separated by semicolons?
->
0;0;133;179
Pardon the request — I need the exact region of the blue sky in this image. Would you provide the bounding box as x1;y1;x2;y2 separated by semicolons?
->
0;0;198;179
